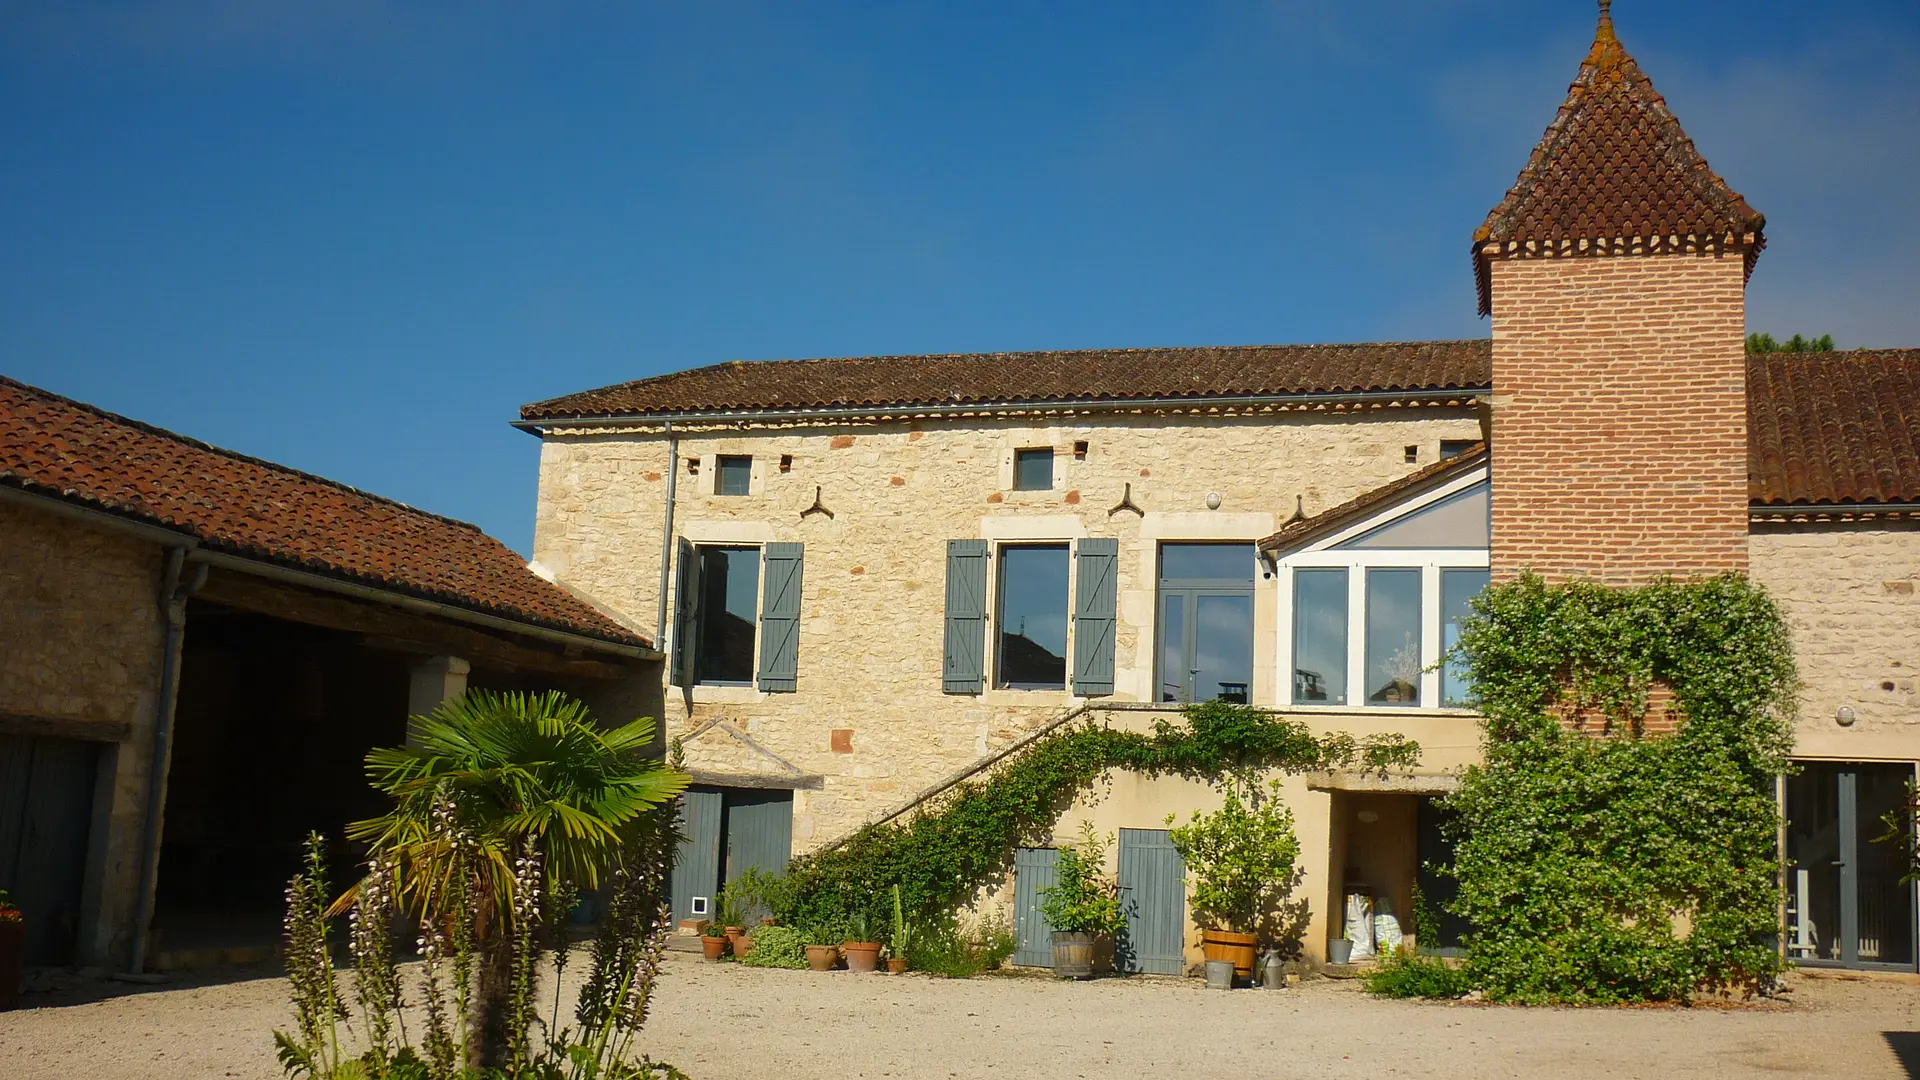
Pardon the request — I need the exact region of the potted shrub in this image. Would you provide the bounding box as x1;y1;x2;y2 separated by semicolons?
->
0;890;21;1011
842;913;882;974
1038;823;1126;980
716;887;752;959
887;885;912;974
701;921;729;961
804;920;845;971
1167;782;1302;980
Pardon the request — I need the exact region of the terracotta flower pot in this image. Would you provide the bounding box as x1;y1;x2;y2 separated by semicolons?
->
843;941;882;974
701;936;728;961
886;956;908;974
0;920;22;1011
1201;928;1258;979
804;944;840;971
727;931;753;958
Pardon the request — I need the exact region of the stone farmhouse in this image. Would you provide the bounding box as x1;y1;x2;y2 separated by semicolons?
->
0;378;664;973
518;8;1919;972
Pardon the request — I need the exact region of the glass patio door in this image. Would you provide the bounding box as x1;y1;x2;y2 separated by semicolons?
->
1156;544;1254;705
1786;761;1916;969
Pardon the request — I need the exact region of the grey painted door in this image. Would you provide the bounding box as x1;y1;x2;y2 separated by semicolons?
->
1786;761;1917;969
723;790;793;890
1117;828;1185;975
0;734;100;965
671;789;723;924
1012;846;1059;967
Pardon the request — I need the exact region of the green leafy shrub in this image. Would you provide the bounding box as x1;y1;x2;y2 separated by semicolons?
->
1363;949;1474;999
777;701;1418;935
739;925;807;969
904;913;1016;978
1445;574;1797;1004
1166;781;1301;938
1038;822;1126;937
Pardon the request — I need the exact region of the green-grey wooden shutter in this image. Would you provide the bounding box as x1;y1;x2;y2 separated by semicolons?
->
757;542;803;692
1072;538;1118;696
943;539;988;694
670;537;697;686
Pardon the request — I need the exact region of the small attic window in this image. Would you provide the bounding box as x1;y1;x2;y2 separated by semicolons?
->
779;454;793;473
1440;440;1478;460
1072;441;1089;460
716;455;752;496
1013;448;1054;491
1404;445;1419;464
686;457;700;475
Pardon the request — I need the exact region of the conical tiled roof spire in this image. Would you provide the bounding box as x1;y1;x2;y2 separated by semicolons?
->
1472;2;1765;315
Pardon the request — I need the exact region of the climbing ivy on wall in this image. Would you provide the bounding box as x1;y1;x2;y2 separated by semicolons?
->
776;701;1420;934
1443;573;1798;1003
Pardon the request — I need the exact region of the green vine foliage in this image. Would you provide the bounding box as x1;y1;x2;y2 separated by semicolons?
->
777;701;1419;935
1444;573;1798;1004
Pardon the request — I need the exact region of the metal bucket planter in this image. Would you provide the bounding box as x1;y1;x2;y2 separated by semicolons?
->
1327;937;1353;965
1051;930;1099;979
1205;960;1235;990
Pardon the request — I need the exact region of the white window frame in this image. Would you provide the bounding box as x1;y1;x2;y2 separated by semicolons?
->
1273;465;1489;712
986;538;1077;694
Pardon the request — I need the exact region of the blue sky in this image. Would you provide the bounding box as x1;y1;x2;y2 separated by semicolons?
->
4;1;1916;554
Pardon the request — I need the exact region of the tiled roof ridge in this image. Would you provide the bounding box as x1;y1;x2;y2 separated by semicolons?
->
519;338;1494;421
1472;6;1765;315
0;375;488;538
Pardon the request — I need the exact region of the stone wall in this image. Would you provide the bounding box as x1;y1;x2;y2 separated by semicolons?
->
1488;253;1750;583
0;499;167;966
1749;519;1920;761
531;406;1485;847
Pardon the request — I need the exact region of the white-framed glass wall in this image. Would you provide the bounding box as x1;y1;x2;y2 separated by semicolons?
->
1272;470;1490;712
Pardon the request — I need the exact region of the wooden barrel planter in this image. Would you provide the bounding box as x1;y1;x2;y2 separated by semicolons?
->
1050;930;1098;979
1202;929;1258;979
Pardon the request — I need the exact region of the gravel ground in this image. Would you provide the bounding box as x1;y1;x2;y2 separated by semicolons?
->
5;954;1920;1079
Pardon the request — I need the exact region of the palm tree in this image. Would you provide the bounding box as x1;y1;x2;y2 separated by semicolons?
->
344;689;689;1068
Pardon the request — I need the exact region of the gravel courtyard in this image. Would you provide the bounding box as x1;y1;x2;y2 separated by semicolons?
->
6;954;1920;1079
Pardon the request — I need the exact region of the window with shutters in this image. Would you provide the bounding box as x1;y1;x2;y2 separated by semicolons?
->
995;544;1069;690
693;546;760;685
672;540;805;692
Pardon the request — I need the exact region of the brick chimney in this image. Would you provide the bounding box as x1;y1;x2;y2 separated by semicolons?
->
1475;2;1765;584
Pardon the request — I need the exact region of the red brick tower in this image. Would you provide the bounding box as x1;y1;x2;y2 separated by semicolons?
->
1477;2;1766;584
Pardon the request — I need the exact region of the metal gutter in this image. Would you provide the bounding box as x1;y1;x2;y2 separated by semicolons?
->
511;386;1491;434
655;420;678;645
1750;502;1918;518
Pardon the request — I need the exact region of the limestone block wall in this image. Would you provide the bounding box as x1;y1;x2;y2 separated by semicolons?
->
0;500;167;965
532;406;1485;848
1749;519;1920;761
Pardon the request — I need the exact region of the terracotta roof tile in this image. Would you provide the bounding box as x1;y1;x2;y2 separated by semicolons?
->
1473;7;1765;315
1748;349;1920;507
1258;444;1488;553
0;377;648;648
520;341;1495;421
